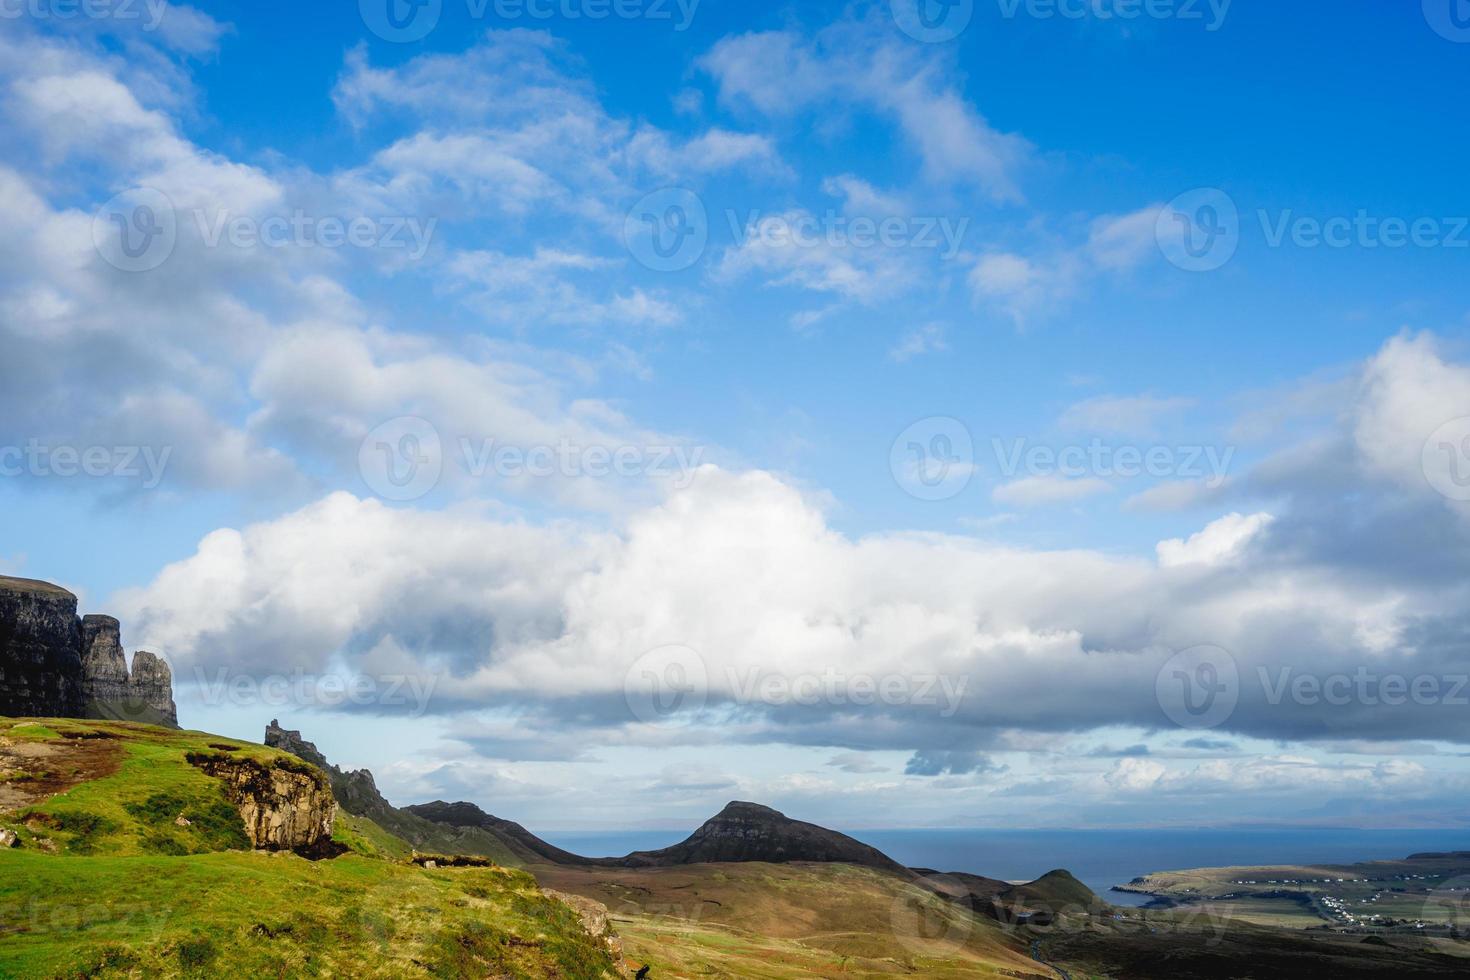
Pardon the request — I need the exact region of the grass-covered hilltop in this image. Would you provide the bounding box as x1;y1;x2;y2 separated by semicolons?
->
0;718;620;979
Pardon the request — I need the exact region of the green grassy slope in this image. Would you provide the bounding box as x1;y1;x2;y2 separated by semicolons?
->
0;718;620;979
534;860;1050;978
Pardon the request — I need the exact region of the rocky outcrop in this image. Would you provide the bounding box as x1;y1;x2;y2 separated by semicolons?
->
80;616;129;706
0;576;177;726
542;889;622;960
125;651;178;727
188;751;338;857
266;720;561;866
0;577;84;718
264;719;332;772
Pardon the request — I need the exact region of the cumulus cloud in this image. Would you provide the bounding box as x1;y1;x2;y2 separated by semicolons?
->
115;347;1470;756
1156;512;1274;568
700;13;1032;201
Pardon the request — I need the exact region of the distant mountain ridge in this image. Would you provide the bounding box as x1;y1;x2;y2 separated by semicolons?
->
267;722;910;874
407;798;908;874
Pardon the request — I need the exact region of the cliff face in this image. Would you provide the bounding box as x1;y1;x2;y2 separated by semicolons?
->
189;752;339;857
266;720;538;866
125;651;178;727
80;615;129;705
0;576;178;726
0;577;84;718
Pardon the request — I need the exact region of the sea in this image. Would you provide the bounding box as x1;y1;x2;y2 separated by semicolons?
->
540;827;1470;907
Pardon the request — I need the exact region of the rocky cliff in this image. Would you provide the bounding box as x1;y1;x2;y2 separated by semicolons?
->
0;577;83;718
126;651;177;725
266;720;566;866
0;576;177;726
188;751;339;857
80;615;129;706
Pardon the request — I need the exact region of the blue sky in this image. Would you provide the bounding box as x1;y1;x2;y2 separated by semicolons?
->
3;0;1470;832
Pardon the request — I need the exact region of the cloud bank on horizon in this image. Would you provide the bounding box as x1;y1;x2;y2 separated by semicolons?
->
2;1;1469;829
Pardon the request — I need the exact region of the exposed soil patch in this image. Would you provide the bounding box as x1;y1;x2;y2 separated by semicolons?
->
0;736;122;813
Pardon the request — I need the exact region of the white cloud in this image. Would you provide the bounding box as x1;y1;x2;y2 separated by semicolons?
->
717;209;921;307
968;205;1162;324
889;323;948;362
1157;512;1274;568
700;15;1033;201
1354;332;1470;496
1105;757;1166;792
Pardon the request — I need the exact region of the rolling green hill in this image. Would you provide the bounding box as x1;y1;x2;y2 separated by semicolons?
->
0;718;621;979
